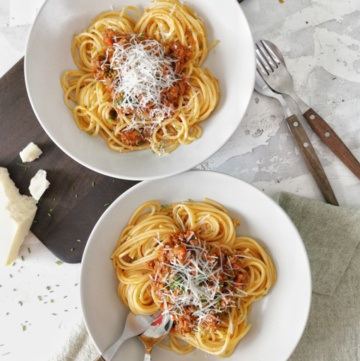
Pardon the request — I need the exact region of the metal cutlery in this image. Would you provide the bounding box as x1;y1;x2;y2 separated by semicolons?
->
96;312;153;361
255;72;338;205
138;312;173;361
255;39;360;180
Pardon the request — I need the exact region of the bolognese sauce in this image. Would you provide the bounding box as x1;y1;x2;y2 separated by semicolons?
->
93;31;192;147
149;230;250;334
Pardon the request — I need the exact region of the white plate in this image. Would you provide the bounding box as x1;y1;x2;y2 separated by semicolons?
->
25;0;254;181
80;171;311;361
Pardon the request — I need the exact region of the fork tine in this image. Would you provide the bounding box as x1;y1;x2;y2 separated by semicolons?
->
255;45;272;75
255;40;280;73
261;40;281;66
255;55;269;76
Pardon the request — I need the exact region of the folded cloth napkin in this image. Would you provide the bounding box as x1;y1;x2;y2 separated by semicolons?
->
48;318;98;361
50;192;360;361
277;192;360;361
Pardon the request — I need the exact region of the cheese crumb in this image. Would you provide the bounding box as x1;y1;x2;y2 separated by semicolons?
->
19;142;42;163
0;167;37;266
29;170;50;201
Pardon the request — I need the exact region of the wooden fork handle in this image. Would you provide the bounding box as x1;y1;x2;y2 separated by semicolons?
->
286;115;339;206
303;108;360;179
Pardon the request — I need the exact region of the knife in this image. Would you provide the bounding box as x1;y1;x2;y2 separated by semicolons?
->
293;97;360;180
255;73;339;206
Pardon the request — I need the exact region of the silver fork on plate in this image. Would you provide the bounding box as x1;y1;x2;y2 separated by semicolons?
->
255;39;360;180
255;72;338;205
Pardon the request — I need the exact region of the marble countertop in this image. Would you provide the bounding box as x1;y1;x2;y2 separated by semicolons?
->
0;0;359;360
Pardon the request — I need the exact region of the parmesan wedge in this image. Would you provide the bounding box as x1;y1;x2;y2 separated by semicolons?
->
0;167;37;266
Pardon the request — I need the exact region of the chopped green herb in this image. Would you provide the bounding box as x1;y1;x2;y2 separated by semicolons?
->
22;325;27;331
16;163;30;170
21;256;25;261
18;301;23;306
70;248;75;252
77;239;82;243
104;203;110;207
55;260;63;265
28;248;31;254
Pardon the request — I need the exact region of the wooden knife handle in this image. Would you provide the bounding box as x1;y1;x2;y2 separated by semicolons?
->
286;115;339;206
94;356;106;361
303;108;360;179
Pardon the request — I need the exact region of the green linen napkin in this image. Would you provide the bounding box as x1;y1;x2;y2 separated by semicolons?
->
278;192;360;296
278;192;360;361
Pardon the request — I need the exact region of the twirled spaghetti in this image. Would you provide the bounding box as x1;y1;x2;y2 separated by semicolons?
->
61;0;220;155
111;199;276;357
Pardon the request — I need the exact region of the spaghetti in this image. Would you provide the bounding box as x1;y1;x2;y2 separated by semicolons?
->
111;199;276;357
61;0;220;155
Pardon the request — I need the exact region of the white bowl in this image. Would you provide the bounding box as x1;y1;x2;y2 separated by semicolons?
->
81;170;311;361
25;0;255;180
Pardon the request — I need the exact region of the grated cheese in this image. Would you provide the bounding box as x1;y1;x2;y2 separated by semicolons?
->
103;35;179;128
152;233;249;331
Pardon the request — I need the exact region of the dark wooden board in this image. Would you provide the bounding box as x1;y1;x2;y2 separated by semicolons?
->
0;58;138;263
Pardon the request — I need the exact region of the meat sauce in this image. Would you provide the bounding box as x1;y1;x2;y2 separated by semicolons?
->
93;31;192;147
149;231;250;334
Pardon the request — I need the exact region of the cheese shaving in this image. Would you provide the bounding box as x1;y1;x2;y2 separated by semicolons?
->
104;34;179;126
151;232;249;332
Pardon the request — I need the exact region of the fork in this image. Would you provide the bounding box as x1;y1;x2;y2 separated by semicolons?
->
95;312;153;361
255;39;360;180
